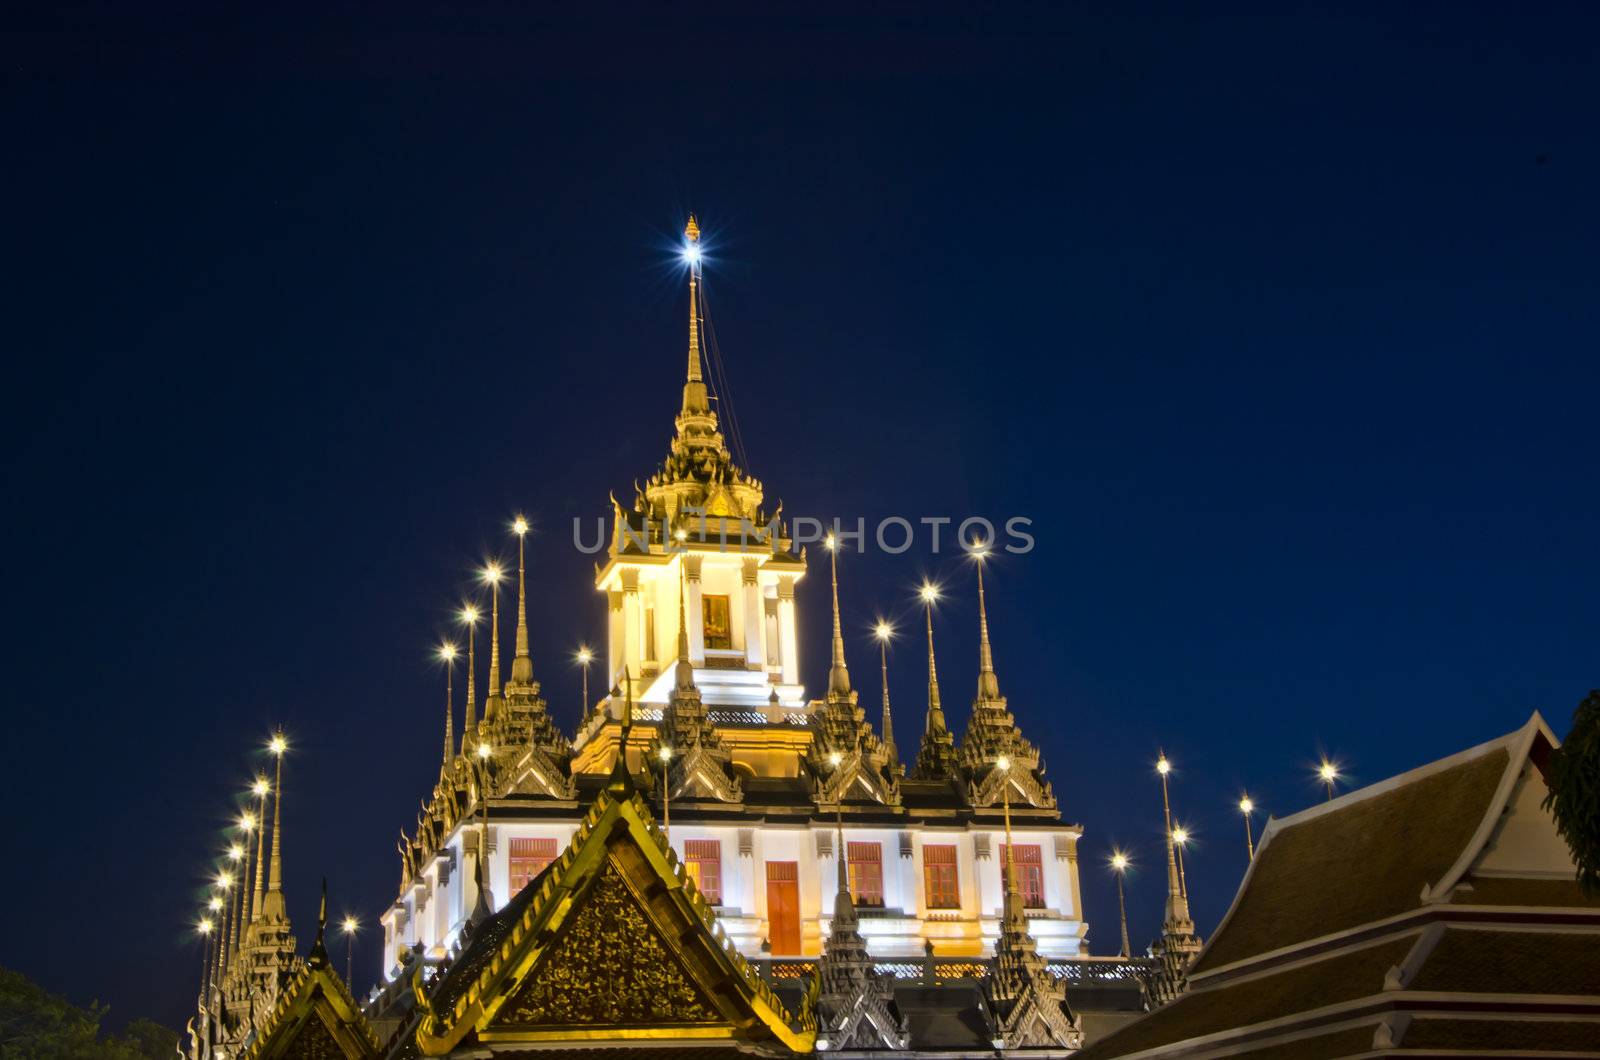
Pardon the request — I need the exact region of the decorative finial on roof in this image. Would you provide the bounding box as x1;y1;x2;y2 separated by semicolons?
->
825;533;851;697
681;215;710;415
510;517;534;687
875;621;897;768
460;604;479;747
912;585;961;781
309;878;330;964
267;730;287;895
609;670;637;795
482;562;505;719
974;545;1000;700
439;642;457;773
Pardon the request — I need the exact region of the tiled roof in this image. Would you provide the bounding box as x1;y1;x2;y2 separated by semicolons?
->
1450;875;1596;907
423;862;551;1016
1401;1017;1600;1051
1410;928;1600;995
1220;1024;1379;1060
1193;747;1509;973
1077;935;1414;1059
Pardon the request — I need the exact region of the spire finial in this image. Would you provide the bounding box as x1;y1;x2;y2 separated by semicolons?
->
974;546;1000;700
309;878;329;962
266;730;288;895
686;216;704;386
608;670;637;794
511;518;533;686
460;605;479;745
439;643;458;772
921;585;946;731
248;776;269;929
826;534;851;696
874;622;897;765
483;563;504;716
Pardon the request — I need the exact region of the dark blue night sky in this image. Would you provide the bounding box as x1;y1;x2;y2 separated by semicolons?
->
4;4;1597;1032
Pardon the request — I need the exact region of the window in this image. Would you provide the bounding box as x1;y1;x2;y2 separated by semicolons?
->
509;837;557;896
923;844;960;909
999;844;1045;908
684;839;722;903
847;841;884;907
703;594;732;649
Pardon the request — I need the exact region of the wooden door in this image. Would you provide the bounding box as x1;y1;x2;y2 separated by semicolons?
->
765;861;801;955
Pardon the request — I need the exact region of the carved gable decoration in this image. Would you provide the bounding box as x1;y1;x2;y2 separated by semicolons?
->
240;958;380;1060
495;861;720;1029
414;783;814;1055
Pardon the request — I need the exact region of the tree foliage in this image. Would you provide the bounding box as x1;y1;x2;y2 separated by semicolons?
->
0;966;177;1059
1543;689;1600;896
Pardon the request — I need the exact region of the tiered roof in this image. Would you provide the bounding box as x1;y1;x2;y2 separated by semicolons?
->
1080;713;1600;1059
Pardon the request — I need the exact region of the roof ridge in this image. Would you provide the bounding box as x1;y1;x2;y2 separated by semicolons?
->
1190;713;1544;981
1424;712;1559;902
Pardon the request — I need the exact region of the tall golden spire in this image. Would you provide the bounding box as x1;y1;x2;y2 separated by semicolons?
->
912;584;961;781
680;216;710;418
484;563;504;716
440;643;457;771
686;215;703;385
254;730;289;926
1157;751;1191;926
461;605;479;744
875;623;896;765
975;551;1000;700
923;589;946;732
826;535;851;697
249;776;268;924
510;518;533;686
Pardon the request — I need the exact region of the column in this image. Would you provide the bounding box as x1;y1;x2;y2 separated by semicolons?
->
742;560;764;668
777;575;799;687
620;570;642;691
606;589;624;697
686;555;706;664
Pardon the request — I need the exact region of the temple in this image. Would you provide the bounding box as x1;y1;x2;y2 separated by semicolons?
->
377;216;1096;978
182;219;1599;1058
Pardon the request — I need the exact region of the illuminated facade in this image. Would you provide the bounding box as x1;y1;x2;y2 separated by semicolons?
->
379;218;1092;986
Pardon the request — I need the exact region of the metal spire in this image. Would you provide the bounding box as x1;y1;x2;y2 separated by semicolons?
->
442;647;455;771
827;538;851;697
462;607;478;746
250;780;268;925
924;595;946;733
267;734;285;895
486;568;502;714
877;627;896;766
686;215;703;386
976;553;1000;700
511;519;533;686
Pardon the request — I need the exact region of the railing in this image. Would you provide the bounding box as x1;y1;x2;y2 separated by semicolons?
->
749;955;1155;986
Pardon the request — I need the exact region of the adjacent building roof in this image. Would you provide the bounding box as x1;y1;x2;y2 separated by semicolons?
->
241;934;381;1060
1079;713;1600;1060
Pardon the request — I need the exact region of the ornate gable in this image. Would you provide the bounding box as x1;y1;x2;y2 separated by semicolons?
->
413;780;814;1055
239;953;379;1060
494;860;721;1029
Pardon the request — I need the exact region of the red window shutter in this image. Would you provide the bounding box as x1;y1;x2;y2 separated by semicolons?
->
847;841;884;907
1000;844;1045;908
684;839;722;903
922;844;960;909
